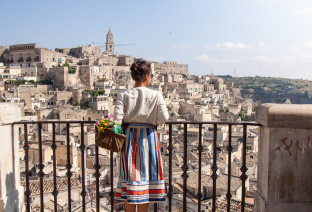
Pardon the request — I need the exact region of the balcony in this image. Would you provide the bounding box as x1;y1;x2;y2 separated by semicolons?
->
18;58;24;63
26;58;32;62
34;56;40;62
0;103;311;212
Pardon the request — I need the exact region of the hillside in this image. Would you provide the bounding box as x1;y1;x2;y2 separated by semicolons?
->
220;76;312;104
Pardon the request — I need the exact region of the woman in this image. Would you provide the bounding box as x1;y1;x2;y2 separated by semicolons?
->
114;60;169;212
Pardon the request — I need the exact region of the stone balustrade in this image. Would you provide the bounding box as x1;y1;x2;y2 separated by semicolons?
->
254;104;312;212
0;104;24;212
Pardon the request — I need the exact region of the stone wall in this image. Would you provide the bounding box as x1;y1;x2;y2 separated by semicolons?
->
254;104;312;212
0;103;24;212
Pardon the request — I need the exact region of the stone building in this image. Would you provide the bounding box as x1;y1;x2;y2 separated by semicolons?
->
96;55;118;66
28;144;54;164
118;55;134;66
79;65;95;89
0;46;7;62
153;61;188;74
88;95;110;111
5;43;65;68
179;82;204;97
56;142;79;168
0;65;22;80
105;28;114;55
48;66;69;89
69;45;101;58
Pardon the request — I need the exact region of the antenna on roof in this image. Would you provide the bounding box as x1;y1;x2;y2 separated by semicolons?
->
234;68;236;77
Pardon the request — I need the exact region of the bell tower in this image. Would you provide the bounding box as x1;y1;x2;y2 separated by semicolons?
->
105;27;114;54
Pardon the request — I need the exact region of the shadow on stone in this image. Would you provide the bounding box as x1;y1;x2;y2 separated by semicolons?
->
5;172;19;212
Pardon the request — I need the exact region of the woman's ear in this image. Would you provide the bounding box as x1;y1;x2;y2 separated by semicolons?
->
144;74;149;82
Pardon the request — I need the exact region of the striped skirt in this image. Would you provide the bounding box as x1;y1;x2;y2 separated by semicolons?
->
116;123;166;204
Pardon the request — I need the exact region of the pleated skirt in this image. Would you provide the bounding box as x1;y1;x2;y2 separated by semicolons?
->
116;123;166;204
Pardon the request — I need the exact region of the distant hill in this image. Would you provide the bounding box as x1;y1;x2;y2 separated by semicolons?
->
219;76;312;104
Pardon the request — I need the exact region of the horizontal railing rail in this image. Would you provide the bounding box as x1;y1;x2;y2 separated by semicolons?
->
13;120;261;212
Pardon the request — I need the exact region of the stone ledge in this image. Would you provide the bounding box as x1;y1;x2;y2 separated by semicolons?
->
0;103;22;125
255;103;312;129
254;190;312;212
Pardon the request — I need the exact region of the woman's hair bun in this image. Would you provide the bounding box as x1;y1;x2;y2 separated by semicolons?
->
130;59;151;82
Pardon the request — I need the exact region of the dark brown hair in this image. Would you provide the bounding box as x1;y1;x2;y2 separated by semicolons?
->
130;59;152;82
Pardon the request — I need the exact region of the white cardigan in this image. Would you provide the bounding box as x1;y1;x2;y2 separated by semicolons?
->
114;87;169;126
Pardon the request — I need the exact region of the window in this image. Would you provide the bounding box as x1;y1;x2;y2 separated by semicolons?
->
250;155;254;159
65;114;70;119
46;56;49;62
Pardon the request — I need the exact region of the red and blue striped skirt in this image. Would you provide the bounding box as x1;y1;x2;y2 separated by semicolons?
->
116;123;166;204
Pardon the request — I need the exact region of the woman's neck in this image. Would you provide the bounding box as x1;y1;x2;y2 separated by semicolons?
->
134;81;147;88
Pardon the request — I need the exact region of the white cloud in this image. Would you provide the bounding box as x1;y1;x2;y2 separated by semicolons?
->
203;42;249;50
295;6;312;16
194;54;219;63
290;42;312;51
257;42;273;51
194;54;242;63
215;42;249;50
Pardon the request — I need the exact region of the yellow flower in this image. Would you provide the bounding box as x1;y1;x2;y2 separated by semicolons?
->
100;127;103;131
104;123;108;127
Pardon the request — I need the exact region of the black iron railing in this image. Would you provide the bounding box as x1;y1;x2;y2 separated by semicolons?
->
13;120;260;212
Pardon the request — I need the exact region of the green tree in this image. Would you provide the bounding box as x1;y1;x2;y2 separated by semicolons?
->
98;89;105;95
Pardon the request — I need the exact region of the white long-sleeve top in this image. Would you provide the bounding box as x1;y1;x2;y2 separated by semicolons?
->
114;87;169;126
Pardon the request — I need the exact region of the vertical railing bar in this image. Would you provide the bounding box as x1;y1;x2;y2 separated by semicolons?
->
226;124;233;212
66;123;72;211
80;123;86;212
38;123;44;212
52;123;58;212
182;123;188;212
154;203;158;212
240;124;248;212
95;145;100;212
168;124;173;212
23;124;31;212
197;124;203;212
211;123;218;212
110;151;114;212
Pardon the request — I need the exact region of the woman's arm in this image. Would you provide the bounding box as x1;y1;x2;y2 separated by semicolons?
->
156;92;169;125
114;93;125;123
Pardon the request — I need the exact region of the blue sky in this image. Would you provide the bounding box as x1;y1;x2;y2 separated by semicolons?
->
1;0;312;79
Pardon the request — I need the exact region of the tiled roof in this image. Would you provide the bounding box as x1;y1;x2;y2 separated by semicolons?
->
210;198;254;212
176;172;242;193
21;177;82;196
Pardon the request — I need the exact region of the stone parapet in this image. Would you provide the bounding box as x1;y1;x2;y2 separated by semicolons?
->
256;103;312;129
0;103;24;212
254;104;312;212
